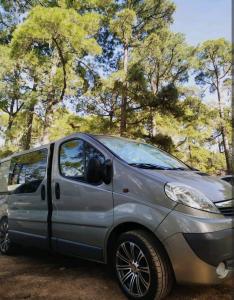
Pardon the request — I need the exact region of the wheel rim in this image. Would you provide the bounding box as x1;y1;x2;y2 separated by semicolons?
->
0;220;10;253
116;241;151;297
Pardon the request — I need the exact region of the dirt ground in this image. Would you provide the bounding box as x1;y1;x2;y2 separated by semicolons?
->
0;250;232;300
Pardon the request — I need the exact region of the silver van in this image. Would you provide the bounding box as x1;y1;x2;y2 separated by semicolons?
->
0;133;233;300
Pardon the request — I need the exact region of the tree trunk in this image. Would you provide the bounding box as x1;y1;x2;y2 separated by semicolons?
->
109;112;113;129
120;45;129;136
20;102;35;150
148;74;159;138
5;115;14;146
188;144;193;165
120;89;127;136
41;49;66;144
147;107;157;138
42;92;56;145
4;99;15;147
216;85;231;173
221;125;231;173
20;81;38;150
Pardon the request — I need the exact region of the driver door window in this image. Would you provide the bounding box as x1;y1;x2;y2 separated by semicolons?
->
59;139;85;180
59;139;105;183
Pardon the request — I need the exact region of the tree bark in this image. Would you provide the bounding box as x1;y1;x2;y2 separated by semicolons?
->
41;44;67;144
120;45;129;136
20;81;38;150
42;86;58;144
42;97;54;145
4;99;15;147
216;82;231;173
20;102;35;150
148;76;159;138
120;88;127;136
188;144;193;165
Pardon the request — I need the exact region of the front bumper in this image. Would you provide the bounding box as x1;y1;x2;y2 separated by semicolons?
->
183;228;233;267
155;207;233;284
163;232;233;284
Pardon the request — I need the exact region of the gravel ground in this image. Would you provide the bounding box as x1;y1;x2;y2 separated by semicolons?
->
0;250;232;300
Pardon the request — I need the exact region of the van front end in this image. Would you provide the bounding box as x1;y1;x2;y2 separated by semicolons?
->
156;203;233;285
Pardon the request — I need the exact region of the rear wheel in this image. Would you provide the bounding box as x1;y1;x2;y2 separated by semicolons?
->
114;230;173;300
0;217;13;255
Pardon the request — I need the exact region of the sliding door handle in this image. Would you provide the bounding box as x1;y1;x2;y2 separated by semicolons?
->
55;182;60;200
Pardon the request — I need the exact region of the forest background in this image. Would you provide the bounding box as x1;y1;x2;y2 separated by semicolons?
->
0;0;232;174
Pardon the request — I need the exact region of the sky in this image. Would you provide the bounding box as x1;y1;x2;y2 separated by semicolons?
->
171;0;231;45
171;0;231;105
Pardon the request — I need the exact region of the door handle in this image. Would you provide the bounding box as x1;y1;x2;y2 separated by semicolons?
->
41;184;46;201
55;182;60;200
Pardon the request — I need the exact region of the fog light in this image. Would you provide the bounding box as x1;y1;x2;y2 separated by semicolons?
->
216;262;229;279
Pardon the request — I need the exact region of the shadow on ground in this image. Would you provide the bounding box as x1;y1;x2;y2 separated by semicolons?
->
0;249;232;300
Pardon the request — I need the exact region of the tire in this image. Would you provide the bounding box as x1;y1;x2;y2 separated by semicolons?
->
114;230;173;300
0;217;14;255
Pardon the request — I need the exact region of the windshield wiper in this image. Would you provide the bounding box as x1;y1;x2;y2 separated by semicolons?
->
129;163;169;170
166;167;188;171
129;163;188;171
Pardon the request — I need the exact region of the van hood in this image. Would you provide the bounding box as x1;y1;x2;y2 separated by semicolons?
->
139;169;232;202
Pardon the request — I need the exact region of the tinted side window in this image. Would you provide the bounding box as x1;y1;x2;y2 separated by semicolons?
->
0;160;11;193
59;140;85;179
8;149;48;194
59;139;105;182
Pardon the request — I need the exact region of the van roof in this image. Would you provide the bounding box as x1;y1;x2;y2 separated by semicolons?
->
0;133;128;164
0;132;97;163
0;142;51;164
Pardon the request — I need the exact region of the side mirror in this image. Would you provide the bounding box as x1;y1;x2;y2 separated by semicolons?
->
86;158;112;185
86;158;104;184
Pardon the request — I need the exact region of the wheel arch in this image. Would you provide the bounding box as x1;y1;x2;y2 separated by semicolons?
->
105;221;174;275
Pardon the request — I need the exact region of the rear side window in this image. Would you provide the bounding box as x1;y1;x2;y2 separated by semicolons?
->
0;160;11;194
59;139;105;182
8;149;48;194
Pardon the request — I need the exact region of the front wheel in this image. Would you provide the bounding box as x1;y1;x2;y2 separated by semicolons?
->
0;217;13;255
114;230;173;300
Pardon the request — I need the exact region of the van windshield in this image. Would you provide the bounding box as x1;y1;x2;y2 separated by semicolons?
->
95;136;189;170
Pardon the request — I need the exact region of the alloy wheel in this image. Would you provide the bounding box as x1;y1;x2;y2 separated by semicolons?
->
0;219;10;254
116;241;151;297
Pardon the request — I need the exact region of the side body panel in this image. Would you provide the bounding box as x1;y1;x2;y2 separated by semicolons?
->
102;157;177;262
7;146;50;249
112;157;176;230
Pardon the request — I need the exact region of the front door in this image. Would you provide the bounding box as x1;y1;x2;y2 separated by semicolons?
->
51;136;113;261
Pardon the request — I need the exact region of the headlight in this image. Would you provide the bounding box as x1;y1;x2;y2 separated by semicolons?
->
165;182;219;213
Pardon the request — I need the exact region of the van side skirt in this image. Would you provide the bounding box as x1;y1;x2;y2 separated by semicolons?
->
9;230;48;250
54;237;104;262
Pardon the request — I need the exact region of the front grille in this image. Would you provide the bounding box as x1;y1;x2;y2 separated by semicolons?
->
218;207;234;217
215;200;234;217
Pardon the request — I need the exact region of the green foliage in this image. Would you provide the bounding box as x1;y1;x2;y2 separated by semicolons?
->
11;6;101;57
194;38;232;173
0;1;231;174
194;38;231;93
110;9;136;44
